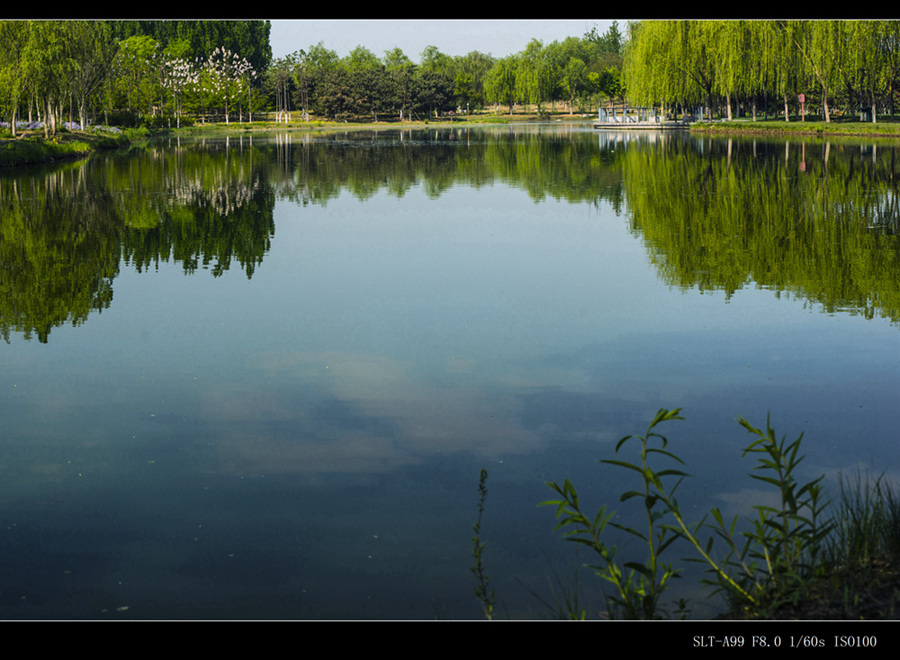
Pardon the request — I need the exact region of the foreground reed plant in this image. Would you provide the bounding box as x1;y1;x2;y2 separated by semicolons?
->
471;468;494;620
540;409;836;619
473;408;900;619
702;415;833;615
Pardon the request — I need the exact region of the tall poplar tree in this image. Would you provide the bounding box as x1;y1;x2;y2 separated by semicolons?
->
23;21;71;137
0;21;30;136
846;20;887;122
67;21;118;129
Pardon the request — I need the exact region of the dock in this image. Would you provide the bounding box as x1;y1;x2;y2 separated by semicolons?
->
594;106;689;130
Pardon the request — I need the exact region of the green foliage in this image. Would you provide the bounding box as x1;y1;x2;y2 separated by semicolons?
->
702;416;833;614
108;20;272;74
541;409;838;619
1;19;628;127
624;20;900;123
542;408;698;618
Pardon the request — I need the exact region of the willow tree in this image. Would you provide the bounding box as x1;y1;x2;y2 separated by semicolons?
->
707;21;748;120
67;21;118;129
484;55;518;114
560;57;588;113
685;21;722;115
745;21;786;120
714;21;808;122
516;39;553;112
783;19;848;122
624;21;716;116
622;21;674;109
453;50;494;112
845;20;889;122
877;21;900;117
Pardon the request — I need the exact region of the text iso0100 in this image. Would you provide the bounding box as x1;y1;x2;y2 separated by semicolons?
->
693;635;878;649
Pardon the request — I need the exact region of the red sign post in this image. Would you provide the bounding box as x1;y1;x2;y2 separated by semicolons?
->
799;94;805;122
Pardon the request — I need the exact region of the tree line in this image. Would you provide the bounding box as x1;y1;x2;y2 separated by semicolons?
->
0;19;626;133
0;20;273;137
267;22;625;122
9;20;900;131
624;20;900;122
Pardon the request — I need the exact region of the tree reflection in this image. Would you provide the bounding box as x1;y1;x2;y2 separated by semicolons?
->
0;139;275;342
4;128;900;343
621;135;900;323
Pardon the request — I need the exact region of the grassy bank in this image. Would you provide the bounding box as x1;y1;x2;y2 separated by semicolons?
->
0;127;141;168
158;112;900;143
5;111;900;170
1;113;585;168
691;116;900;139
167;111;590;134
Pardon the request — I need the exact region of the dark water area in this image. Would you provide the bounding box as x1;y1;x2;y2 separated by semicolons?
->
2;124;900;619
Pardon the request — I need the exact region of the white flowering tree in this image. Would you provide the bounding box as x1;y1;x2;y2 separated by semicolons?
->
160;56;198;127
201;46;256;124
232;55;256;122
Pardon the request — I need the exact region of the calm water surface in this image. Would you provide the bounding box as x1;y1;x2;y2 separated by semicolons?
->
2;124;900;619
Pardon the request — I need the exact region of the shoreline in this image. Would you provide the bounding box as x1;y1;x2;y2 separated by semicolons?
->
4;114;900;169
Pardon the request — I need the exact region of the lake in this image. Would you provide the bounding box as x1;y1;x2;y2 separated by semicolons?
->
2;123;900;619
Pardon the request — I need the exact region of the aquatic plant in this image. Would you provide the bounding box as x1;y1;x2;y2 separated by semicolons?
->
702;415;833;614
539;409;836;619
471;467;494;620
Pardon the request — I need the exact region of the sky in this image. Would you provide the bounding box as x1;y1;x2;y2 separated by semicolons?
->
267;19;620;62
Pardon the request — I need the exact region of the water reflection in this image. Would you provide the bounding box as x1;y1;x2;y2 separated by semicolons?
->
622;134;900;323
0;141;275;342
203;349;547;477
4;128;900;345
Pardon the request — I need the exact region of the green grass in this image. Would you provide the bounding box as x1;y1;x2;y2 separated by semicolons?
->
827;471;900;567
0;135;90;167
692;116;900;138
0;127;136;168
